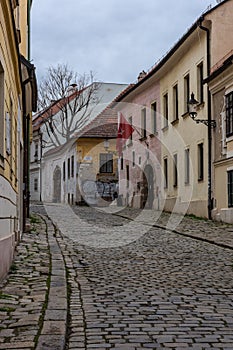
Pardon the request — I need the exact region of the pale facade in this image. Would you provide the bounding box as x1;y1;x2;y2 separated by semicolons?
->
41;139;77;204
160;26;209;217
207;54;233;223
116;0;233;219
30;83;127;201
117;81;161;209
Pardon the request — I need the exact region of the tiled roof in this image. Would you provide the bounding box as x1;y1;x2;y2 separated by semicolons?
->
32;88;84;131
75;84;134;139
75;104;118;139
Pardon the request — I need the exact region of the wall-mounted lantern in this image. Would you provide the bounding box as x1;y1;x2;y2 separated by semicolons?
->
188;92;216;128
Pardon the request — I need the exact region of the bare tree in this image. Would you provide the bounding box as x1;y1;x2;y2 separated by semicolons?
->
38;64;99;148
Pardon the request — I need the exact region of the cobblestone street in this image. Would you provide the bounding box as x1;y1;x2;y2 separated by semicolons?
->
1;204;233;349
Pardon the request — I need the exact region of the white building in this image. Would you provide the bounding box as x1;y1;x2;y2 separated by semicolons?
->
30;82;128;202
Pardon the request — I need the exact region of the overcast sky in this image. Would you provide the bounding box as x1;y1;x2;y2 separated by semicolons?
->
31;0;217;85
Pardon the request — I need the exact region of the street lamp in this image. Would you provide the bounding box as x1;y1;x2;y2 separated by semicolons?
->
188;92;216;128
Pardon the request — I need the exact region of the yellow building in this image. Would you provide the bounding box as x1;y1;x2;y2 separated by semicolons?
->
0;0;37;280
207;54;233;223
76;106;118;206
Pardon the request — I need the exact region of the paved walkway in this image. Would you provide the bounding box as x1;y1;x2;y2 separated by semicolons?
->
0;213;67;350
1;203;233;349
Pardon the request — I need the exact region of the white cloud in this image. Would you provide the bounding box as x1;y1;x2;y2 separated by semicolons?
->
31;0;217;84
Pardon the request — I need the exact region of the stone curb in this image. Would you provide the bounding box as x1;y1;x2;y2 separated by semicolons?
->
35;215;68;350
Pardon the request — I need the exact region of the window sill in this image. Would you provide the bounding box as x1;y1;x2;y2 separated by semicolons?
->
171;119;179;126
149;132;158;138
139;136;147;142
162;126;169;132
182;112;189;119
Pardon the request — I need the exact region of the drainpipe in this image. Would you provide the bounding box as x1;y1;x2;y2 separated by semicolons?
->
198;18;212;220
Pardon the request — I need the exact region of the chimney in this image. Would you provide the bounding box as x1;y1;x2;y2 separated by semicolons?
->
137;70;147;82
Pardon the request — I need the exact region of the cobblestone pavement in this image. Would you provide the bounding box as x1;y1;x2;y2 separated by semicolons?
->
1;203;233;349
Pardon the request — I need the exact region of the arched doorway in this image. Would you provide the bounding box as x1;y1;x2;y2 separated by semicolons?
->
53;166;61;203
141;164;154;209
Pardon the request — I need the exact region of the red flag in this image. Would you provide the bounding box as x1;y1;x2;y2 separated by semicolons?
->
116;113;134;156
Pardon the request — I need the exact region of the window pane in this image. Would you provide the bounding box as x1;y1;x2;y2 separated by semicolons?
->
228;171;233;207
198;143;204;181
173;154;178;187
226;92;233;137
151;102;157;133
185;148;190;184
100;153;113;173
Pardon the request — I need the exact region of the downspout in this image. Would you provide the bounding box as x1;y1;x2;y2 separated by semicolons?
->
26;0;32;218
198;18;212;220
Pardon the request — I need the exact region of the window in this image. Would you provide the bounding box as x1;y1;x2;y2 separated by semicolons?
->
132;151;135;167
6;112;11;155
34;143;39;161
120;156;124;170
63;161;66;181
71;155;74;177
151;102;157;133
34;178;38;192
0;63;4;158
198;143;204;181
173;153;178;187
126;165;129;188
197;62;204;104
173;84;179;121
226;91;233;137
141;108;146;138
185;148;190;184
184;74;190;114
68;158;70;179
163;93;168;127
228;170;233;207
100;153;113;173
128;116;133;144
164;158;168;188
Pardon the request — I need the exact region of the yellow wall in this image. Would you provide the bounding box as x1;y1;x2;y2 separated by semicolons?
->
0;0;23;192
77;138;118;181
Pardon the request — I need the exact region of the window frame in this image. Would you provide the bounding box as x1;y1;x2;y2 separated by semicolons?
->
71;155;74;178
68;158;70;179
197;62;204;104
164;158;168;189
173;84;179;121
151;101;157;133
99;153;113;173
184;148;190;185
141;108;147;138
198;143;204;181
226;91;233;137
184;73;190;114
228;170;233;207
163;93;168;127
173;153;178;188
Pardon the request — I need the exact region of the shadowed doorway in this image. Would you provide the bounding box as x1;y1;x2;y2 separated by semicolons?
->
53;166;61;203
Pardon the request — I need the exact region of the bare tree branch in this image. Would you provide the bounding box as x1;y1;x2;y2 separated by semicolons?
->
37;64;99;147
